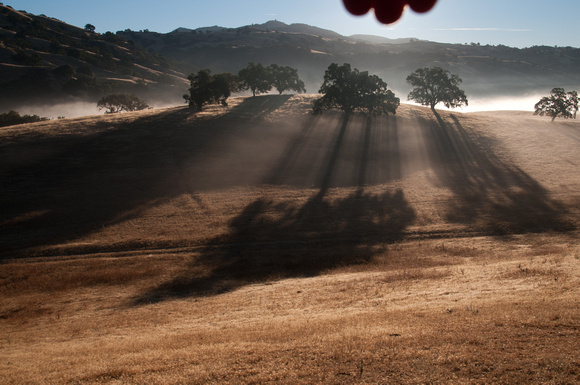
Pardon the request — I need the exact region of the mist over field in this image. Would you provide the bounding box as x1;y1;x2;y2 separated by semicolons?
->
11;93;549;120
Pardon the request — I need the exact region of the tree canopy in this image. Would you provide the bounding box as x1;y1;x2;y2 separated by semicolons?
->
406;66;468;110
268;64;306;95
534;88;578;121
183;69;239;111
238;62;272;97
313;63;399;116
97;93;149;114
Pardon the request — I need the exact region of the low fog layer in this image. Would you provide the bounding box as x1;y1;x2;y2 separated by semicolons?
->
13;99;184;120
404;94;545;113
10;94;556;120
15;102;101;120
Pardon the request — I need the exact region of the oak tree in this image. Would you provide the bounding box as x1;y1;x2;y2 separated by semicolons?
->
534;88;578;121
406;66;468;110
238;62;272;97
268;64;306;95
313;63;399;116
97;93;149;114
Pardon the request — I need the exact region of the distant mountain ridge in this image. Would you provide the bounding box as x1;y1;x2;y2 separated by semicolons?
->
1;6;579;113
118;19;580;98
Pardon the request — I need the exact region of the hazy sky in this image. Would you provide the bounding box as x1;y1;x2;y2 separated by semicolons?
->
7;0;580;48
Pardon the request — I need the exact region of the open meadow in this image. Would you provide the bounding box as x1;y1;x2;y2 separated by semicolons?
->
1;95;579;383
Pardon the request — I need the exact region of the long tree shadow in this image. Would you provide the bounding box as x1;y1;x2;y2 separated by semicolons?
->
0;96;293;259
422;111;574;235
133;114;416;303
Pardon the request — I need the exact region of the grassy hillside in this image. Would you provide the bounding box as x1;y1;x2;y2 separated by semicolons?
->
0;5;187;111
1;96;579;383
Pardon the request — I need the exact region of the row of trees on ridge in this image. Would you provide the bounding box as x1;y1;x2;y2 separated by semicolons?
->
94;62;577;123
313;64;468;116
183;63;306;111
183;61;469;116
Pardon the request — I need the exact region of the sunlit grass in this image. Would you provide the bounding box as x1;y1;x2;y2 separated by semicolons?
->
1;95;579;383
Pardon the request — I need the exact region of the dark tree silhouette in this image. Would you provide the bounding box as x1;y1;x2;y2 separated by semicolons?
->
406;66;468;110
534;88;578;121
184;70;240;110
0;110;49;127
313;63;399;116
268;64;306;95
84;24;96;33
238;62;272;97
183;69;214;111
210;72;240;106
97;93;149;114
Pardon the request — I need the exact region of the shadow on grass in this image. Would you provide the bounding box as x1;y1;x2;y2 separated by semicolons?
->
133;115;416;302
0;96;293;259
422;110;574;235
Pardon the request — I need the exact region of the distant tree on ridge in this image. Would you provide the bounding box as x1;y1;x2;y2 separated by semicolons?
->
406;66;468;110
268;64;306;95
183;69;240;111
97;93;149;114
238;62;272;97
313;63;399;116
534;88;578;121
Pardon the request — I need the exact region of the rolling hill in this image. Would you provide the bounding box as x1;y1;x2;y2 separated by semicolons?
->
1;94;578;258
1;96;579;383
0;4;187;112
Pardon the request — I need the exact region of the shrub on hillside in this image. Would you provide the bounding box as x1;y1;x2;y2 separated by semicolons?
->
0;110;49;127
97;93;149;114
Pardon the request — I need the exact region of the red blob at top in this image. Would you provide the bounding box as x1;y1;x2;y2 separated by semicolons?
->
342;0;374;16
343;0;439;24
407;0;437;13
373;0;406;25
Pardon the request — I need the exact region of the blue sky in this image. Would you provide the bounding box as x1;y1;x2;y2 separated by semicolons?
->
7;0;580;48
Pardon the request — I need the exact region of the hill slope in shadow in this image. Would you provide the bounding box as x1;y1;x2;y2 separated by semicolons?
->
1;95;578;299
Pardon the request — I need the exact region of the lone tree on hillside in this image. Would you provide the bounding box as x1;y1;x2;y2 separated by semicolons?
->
184;69;214;111
534;88;578;121
406;66;468;110
183;69;239;111
238;62;272;97
97;93;149;114
313;63;400;116
84;24;96;33
268;64;306;95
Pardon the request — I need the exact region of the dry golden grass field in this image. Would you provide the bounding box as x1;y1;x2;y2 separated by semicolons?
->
1;95;579;384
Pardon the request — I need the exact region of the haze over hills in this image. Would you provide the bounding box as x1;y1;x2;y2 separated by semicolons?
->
1;4;580;115
119;19;580;97
0;5;187;112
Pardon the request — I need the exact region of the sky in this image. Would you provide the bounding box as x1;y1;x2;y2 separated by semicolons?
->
7;0;580;48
